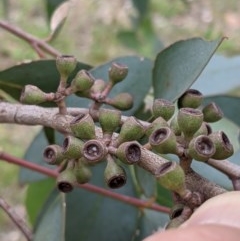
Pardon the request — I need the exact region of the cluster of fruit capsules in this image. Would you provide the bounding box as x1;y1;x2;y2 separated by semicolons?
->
28;55;146;193
147;89;234;162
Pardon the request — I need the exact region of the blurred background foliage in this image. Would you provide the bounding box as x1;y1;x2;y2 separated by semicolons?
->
0;0;240;240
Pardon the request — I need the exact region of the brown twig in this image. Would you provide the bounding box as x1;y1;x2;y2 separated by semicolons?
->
0;20;61;58
0;151;170;214
0;197;32;241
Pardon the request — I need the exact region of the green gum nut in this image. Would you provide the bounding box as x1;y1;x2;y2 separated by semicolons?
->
43;144;65;165
99;109;121;134
202;102;223;123
62;136;84;159
108;62;128;85
20;85;54;105
107;93;133;111
104;158;127;189
116;141;141;165
56;55;77;80
188;135;216;161
70;113;96;140
177;108;203;138
155;162;187;197
57;163;77;193
74;160;92;184
115;117;145;146
208;131;234;160
193;122;211;137
71;70;95;92
152;98;175;121
149;127;178;154
146;116;169;137
83;139;107;163
178;89;203;109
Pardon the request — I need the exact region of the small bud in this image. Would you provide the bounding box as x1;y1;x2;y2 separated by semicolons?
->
188;135;216;161
57;161;76;193
70;114;96;140
115;117;145;146
20;85;54;105
146;116;169;137
202;102;223;123
99;109;121;134
107;93;133;111
56;55;77;80
71;70;95;93
116;141;141;165
104;158;127;189
156;162;187;197
108;62;128;85
43;144;65;165
83;140;107;163
193;122;210;137
177;108;203;138
208;131;234;160
178;89;203;109
74;160;92;184
149;127;177;154
62;136;84;159
152;99;175;121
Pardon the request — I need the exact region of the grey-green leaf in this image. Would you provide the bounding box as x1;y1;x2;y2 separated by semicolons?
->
33;189;65;241
153;38;224;101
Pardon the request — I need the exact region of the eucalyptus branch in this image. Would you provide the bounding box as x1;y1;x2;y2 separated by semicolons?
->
0;20;61;58
0;102;231;199
0;197;32;241
0;151;170;214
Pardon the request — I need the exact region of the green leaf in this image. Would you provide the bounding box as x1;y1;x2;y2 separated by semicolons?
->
0;60;91;100
203;95;240;126
33;189;65;241
43;126;55;144
48;1;70;42
153;38;224;101
134;166;156;198
25;178;55;225
45;0;67;21
192;55;240;95
65;163;139;241
90;56;153;115
156;183;173;208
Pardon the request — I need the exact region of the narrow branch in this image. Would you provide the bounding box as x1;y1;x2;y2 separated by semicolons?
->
207;158;240;179
0;197;32;241
0;151;170;214
0;20;61;58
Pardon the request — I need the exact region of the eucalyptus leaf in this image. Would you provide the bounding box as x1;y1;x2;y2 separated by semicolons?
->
0;60;91;101
192;55;240;95
48;1;70;41
153;38;224;101
45;0;67;21
33;189;65;241
25;178;55;225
